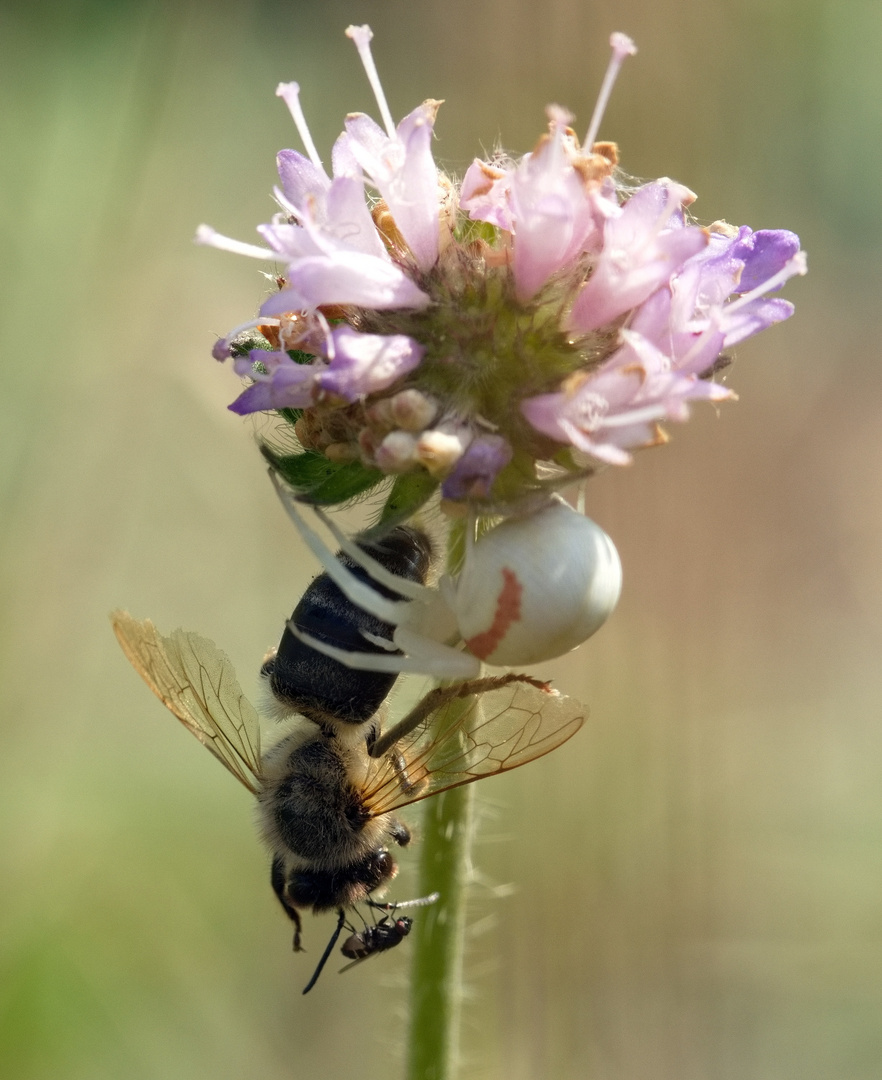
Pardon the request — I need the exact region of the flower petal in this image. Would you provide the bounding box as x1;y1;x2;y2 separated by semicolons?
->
319;327;425;401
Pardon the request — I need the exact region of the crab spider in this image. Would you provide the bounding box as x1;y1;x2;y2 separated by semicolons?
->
271;472;623;680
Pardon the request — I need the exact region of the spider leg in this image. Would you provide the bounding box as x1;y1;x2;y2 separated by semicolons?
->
285;620;481;680
312;502;433;604
270;474;412;626
271;472;432;613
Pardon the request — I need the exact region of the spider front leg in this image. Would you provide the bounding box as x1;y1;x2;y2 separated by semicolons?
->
271;473;480;681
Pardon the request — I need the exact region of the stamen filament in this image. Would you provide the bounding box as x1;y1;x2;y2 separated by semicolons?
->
275;83;325;172
602;402;667;427
194;225;275;260
346;24;397;139
584;31;637;150
546;104;572;169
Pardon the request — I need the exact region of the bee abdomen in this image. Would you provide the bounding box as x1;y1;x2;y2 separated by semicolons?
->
263;526;433;725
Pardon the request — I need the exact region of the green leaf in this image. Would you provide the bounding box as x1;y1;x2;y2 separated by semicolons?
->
366;471;439;535
261;445;382;506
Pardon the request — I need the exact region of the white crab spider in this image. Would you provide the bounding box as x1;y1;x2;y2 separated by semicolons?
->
271;473;622;680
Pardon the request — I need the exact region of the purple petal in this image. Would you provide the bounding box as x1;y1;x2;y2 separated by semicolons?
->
441;435;513;499
344;104;441;271
568;182;708;332
730;229;801;293
318;327;424;401
323;177;388;258
228;350;323;414
721;297;795;347
521;324;734;465
276;149;330;207
460;159;514;230
509;133;600;301
274;252;430;310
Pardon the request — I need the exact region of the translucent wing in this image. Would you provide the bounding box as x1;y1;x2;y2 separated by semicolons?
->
362;678;585;815
111;610;262;794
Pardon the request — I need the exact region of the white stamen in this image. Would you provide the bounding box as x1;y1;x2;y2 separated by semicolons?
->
316;309;335;361
275;83;324;172
194;224;275;260
346;24;397;139
584;31;637;150
726;252;808;313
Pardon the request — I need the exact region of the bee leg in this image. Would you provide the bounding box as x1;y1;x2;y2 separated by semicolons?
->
291;910;303;953
302;909;347;995
270;856;304;952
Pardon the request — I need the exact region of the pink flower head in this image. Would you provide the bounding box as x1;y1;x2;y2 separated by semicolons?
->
199;27;803;511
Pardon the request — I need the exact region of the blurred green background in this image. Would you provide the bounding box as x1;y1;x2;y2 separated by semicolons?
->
2;0;881;1077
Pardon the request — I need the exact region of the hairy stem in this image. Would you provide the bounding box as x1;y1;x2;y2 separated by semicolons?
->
405;781;474;1080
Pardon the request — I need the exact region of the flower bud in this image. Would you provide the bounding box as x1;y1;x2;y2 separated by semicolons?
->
415;422;472;477
389;389;439;431
456;499;622;665
375;430;419;472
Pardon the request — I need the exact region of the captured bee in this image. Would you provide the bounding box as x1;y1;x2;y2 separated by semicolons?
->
111;526;585;991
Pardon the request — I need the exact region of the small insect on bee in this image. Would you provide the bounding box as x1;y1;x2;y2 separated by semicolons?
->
341;896;425;963
299;892;438;993
341;914;412;964
111;525;586;992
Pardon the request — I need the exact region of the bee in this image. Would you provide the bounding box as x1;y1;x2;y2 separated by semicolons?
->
111;526;585;992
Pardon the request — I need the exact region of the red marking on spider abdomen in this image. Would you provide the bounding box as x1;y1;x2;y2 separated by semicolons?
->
464;567;523;660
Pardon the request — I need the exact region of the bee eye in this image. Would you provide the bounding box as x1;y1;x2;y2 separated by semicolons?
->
455;499;622;666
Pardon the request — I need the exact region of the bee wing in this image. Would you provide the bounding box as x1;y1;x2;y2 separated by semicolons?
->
111;610;262;795
363;679;585;815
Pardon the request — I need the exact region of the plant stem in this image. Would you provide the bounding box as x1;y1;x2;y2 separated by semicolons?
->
405;781;474;1080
